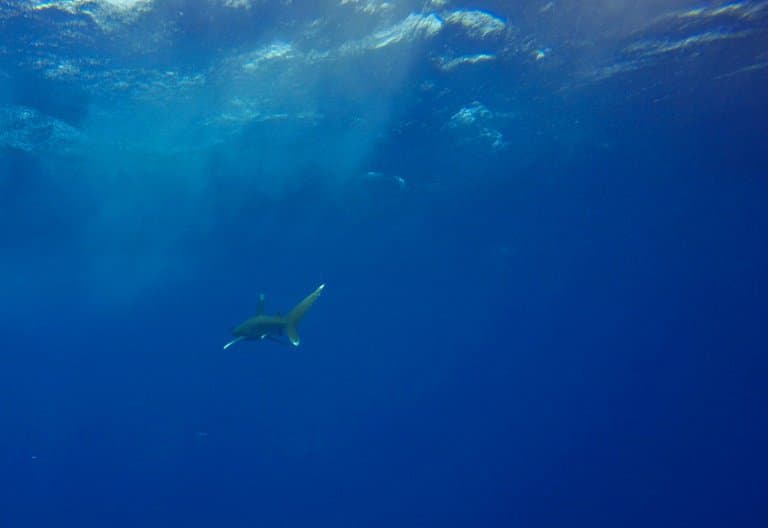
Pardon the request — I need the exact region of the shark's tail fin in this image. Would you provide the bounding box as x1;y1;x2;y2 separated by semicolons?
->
284;284;325;346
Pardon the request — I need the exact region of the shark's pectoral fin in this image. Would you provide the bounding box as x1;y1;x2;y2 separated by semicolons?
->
223;336;246;350
285;325;300;346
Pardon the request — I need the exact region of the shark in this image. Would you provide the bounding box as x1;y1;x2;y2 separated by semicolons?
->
223;284;325;350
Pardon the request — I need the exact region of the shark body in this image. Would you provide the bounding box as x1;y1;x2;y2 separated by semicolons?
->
223;284;325;350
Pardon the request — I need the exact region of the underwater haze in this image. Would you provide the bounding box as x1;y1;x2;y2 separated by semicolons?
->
2;0;768;526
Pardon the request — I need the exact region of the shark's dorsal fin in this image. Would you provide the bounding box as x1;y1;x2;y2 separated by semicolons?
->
256;293;265;315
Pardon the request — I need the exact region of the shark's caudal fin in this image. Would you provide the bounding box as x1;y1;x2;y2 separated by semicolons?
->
284;283;325;346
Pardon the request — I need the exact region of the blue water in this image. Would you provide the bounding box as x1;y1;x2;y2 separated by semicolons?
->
2;1;767;526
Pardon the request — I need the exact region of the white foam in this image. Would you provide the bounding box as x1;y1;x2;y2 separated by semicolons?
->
664;1;768;21
241;42;296;70
437;53;495;71
449;101;493;126
30;0;154;31
625;30;753;58
30;0;151;13
579;59;649;85
220;0;254;8
715;60;768;79
444;9;505;39
339;0;395;15
366;13;444;49
447;102;507;150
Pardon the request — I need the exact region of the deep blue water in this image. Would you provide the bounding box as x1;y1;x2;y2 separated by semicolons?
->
1;1;768;526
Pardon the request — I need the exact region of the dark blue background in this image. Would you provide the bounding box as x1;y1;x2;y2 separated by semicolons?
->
2;2;768;527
